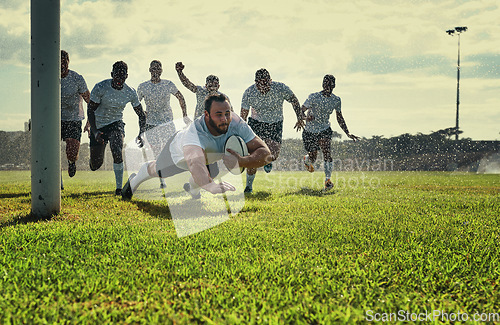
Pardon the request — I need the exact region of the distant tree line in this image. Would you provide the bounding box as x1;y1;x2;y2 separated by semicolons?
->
0;130;114;171
0;128;498;172
0;131;30;169
278;129;499;172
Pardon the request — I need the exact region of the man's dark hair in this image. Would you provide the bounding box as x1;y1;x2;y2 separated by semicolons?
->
255;68;270;81
61;50;69;61
150;60;162;68
113;61;128;74
324;74;335;83
204;93;227;113
206;74;219;84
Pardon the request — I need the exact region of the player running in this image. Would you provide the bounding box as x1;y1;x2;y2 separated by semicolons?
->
122;94;271;200
302;74;359;191
175;61;229;119
240;68;305;194
60;50;90;181
87;61;146;195
138;60;190;188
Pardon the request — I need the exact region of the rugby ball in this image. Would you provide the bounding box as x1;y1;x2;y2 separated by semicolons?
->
224;135;248;174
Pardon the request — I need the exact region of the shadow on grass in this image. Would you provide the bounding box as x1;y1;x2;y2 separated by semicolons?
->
133;200;172;220
240;206;261;213
287;187;336;197
1;190;117;201
0;213;53;229
63;191;116;199
0;192;30;199
244;190;272;200
0;191;132;228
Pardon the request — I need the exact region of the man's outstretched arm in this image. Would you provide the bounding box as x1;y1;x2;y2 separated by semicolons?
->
175;62;198;93
87;100;104;143
289;94;305;131
184;145;235;194
336;111;360;141
133;104;147;146
173;91;191;124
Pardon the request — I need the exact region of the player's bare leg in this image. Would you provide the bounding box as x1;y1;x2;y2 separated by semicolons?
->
244;167;256;194
245;139;277;193
319;138;333;191
149;135;167;189
65;138;80;177
304;150;317;173
89;144;106;171
109;131;125;195
263;139;280;173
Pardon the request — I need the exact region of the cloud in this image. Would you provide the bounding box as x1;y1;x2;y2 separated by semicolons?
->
0;0;28;10
0;26;28;64
467;53;500;78
347;54;451;76
0;3;29;66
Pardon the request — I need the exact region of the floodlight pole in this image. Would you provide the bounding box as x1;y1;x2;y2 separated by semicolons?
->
31;0;61;217
455;31;461;141
447;26;467;141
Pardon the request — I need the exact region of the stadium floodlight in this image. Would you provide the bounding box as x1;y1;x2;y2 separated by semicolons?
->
446;26;467;140
31;0;61;217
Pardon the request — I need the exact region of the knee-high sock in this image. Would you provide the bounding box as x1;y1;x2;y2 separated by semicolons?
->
130;161;154;192
324;161;333;180
113;162;124;189
246;173;256;189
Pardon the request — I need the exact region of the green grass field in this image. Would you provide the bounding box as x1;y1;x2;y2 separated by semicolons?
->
0;171;499;324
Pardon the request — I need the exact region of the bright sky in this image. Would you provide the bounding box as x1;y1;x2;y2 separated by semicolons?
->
1;0;499;142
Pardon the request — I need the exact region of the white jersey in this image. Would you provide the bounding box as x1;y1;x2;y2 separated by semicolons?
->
90;79;141;129
137;79;179;126
303;91;341;133
170;113;255;170
241;81;294;123
194;86;211;118
61;70;88;121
